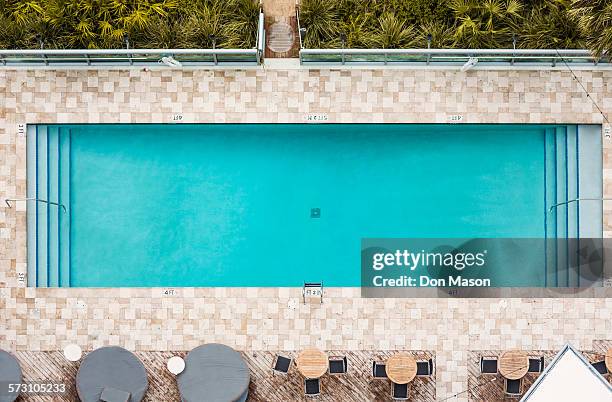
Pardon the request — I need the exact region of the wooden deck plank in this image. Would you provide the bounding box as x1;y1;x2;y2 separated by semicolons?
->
13;350;436;401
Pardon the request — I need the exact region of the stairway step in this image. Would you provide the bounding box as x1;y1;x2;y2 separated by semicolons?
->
48;126;60;287
59;127;71;287
544;128;557;287
36;125;49;287
26;125;38;287
576;125;604;286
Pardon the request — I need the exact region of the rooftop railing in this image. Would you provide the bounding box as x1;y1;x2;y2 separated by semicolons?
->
0;12;265;68
299;47;608;67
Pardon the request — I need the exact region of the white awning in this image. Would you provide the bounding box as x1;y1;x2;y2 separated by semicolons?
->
521;344;612;402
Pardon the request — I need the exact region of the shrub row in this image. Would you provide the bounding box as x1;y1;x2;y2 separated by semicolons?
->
0;0;259;49
299;0;611;57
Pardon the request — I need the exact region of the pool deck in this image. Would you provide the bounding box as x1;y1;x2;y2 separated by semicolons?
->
13;349;437;401
1;66;612;400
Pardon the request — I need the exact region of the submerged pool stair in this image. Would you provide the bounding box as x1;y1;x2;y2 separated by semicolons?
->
26;125;71;287
544;125;602;287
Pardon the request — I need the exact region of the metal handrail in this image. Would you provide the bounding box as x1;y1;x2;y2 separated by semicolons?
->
298;47;608;67
300;48;600;56
0;48;257;56
256;10;265;63
5;197;67;212
0;48;260;68
296;5;303;49
548;197;612;213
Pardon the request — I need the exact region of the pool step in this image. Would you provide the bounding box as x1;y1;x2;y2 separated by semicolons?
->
27;125;71;287
544;125;602;287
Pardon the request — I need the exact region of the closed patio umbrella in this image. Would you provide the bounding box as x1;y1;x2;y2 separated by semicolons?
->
177;344;249;402
0;350;21;402
76;346;148;402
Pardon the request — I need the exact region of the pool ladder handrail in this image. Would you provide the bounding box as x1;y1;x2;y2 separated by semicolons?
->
5;197;67;212
548;197;612;213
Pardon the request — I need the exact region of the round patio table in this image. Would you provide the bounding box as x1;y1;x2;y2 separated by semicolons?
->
605;348;612;373
0;350;22;402
386;353;417;384
76;346;148;402
296;349;328;379
499;350;529;380
177;344;249;402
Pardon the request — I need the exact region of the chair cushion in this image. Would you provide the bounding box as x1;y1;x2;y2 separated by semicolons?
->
100;387;131;402
373;363;387;378
305;379;320;395
528;358;542;373
592;361;608;375
393;382;409;398
329;359;345;374
481;359;498;374
506;379;521;394
273;355;291;373
416;361;430;375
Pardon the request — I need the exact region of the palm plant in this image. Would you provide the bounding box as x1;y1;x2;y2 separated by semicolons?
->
139;15;183;48
372;13;417;48
0;15;36;48
180;0;226;48
519;0;583;49
0;0;258;49
299;0;340;48
220;0;260;48
570;0;612;57
339;14;375;48
450;0;523;48
416;20;455;48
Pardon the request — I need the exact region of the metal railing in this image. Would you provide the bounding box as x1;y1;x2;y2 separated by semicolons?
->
0;12;265;68
549;197;612;213
257;10;265;64
5;197;67;212
299;47;608;67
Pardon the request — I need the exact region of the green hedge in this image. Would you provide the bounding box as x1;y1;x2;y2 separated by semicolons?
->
299;0;611;57
0;0;259;49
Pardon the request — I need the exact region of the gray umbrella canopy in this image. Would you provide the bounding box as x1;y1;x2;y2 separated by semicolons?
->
178;344;250;402
0;350;21;402
76;346;148;402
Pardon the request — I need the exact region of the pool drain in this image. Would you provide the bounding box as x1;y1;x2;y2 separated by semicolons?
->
311;208;320;218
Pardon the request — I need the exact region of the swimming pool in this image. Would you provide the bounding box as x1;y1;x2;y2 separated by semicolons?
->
26;124;602;287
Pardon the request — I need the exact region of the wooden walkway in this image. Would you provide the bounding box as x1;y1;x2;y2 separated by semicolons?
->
13;350;435;401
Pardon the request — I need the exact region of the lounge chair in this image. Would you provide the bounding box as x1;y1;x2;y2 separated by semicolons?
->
416;358;434;376
528;356;544;373
304;378;320;397
76;346;148;402
272;354;292;374
372;361;387;378
480;356;498;374
592;360;608;375
328;356;348;374
0;350;22;402
505;378;522;397
392;382;409;400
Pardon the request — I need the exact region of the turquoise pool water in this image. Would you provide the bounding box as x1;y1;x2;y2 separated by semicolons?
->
27;124;601;287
